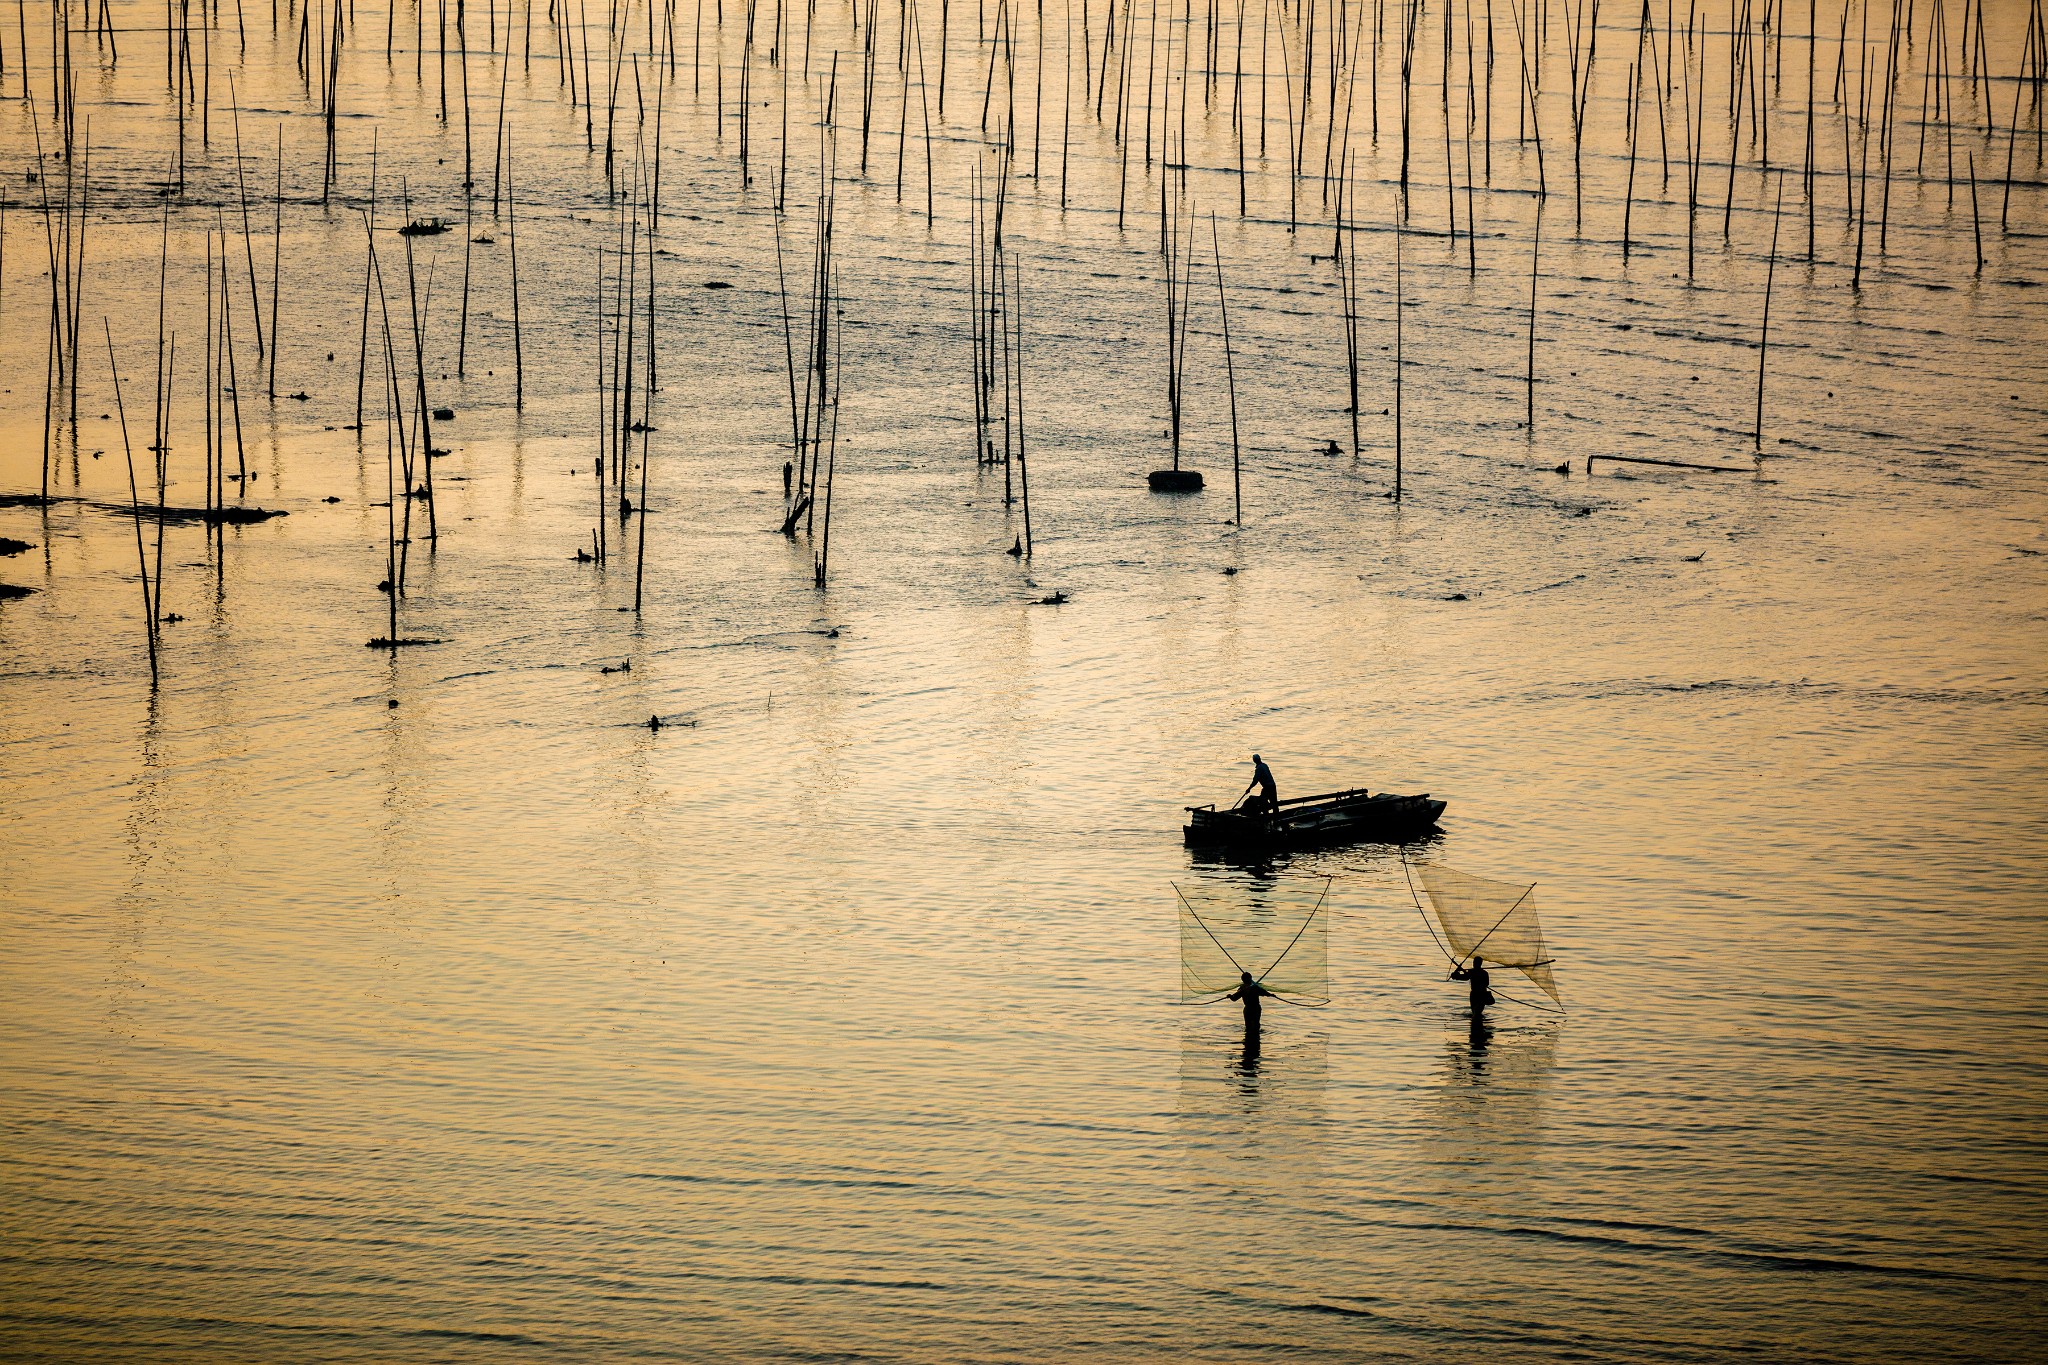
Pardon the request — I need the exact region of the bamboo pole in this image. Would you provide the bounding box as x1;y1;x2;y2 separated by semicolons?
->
105;320;158;687
1013;253;1032;555
1968;149;1983;273
269;124;282;398
1755;170;1784;451
1525;199;1541;430
1393;189;1403;500
1212;213;1242;524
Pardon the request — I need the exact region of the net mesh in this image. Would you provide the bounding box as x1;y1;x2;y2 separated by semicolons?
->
1177;878;1330;1004
1414;863;1562;1004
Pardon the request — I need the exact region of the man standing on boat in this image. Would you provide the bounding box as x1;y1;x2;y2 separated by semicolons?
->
1240;753;1279;817
1450;957;1495;1016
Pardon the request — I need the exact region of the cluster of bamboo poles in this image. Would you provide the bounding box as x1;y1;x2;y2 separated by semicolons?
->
9;0;2047;244
970;148;1035;554
1161;186;1245;518
592;92;664;611
774;76;845;586
4;0;2044;686
358;171;449;647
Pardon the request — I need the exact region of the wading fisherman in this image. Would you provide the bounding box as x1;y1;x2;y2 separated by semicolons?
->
1450;957;1495;1015
1239;753;1279;817
1228;971;1272;1033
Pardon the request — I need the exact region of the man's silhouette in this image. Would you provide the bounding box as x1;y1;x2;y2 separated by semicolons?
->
1450;957;1495;1016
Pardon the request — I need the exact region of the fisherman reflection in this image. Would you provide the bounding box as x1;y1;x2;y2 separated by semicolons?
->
1464;1011;1495;1070
1237;1024;1263;1078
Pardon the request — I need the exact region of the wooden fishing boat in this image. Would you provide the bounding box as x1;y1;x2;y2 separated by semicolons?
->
1182;788;1445;849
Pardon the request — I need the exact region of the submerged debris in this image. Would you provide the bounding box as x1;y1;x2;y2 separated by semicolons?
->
91;503;288;526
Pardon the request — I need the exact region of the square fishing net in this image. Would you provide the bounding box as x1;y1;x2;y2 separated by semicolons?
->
1412;862;1561;1005
1176;877;1331;1005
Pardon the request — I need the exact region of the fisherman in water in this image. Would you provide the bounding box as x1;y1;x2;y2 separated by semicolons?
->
1228;970;1273;1036
1239;753;1280;817
1450;957;1495;1016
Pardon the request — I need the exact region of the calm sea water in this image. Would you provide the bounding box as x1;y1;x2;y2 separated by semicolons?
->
4;2;2046;1359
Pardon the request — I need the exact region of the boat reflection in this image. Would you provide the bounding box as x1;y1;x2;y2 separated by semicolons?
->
1185;827;1443;875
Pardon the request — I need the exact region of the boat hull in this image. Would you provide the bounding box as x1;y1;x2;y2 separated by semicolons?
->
1183;789;1445;849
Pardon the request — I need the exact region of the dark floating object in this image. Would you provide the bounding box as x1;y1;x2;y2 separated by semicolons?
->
432;407;456;421
1148;469;1204;493
286;391;310;401
1222;566;1238;575
703;280;733;289
1552;462;1571;475
1036;590;1069;605
574;548;595;562
0;583;32;601
628;421;654;432
161;612;185;623
777;495;814;536
0;537;32;556
106;503;288;526
1007;536;1023;557
398;218;451;236
322;496;342;504
601;661;631;674
1683;552;1707;562
365;637;444;649
1321;439;1342;456
387;699;400;708
0;493;56;509
1587;454;1752;475
1183;789;1446;851
1445;592;1468;601
472;235;495;244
